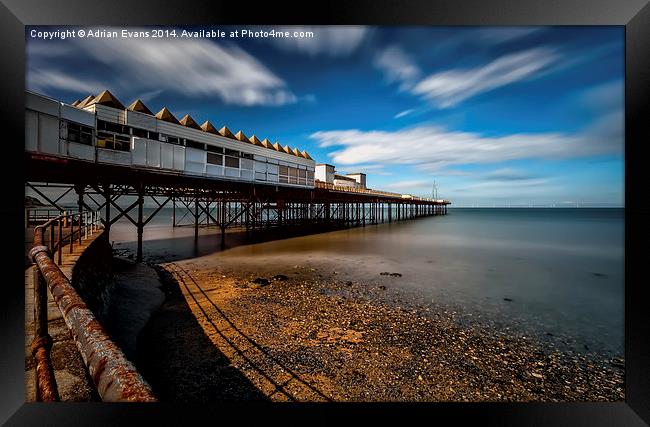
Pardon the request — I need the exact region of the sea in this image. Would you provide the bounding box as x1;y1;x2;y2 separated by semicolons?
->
109;207;624;356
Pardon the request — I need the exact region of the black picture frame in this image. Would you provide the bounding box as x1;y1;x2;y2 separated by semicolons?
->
1;0;648;425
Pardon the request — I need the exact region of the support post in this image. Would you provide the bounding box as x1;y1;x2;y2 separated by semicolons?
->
136;183;144;263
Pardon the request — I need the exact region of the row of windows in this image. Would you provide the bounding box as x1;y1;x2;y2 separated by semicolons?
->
279;166;313;180
97;120;258;160
63;122;94;146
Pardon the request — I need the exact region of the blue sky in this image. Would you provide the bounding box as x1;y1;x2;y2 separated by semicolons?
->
26;26;624;206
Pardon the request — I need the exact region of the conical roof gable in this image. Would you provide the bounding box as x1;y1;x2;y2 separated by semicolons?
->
155;107;180;124
127;99;153;115
219;126;235;139
76;94;96;109
91;90;125;110
234;130;249;142
201;120;218;134
179;114;201;130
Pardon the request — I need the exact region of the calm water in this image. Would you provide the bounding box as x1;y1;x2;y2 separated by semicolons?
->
110;207;624;355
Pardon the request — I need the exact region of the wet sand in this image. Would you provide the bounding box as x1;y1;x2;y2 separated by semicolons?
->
136;258;625;402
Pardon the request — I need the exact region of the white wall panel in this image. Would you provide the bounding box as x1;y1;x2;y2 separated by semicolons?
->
61;105;95;127
146;140;161;167
240;158;253;170
185;162;204;175
131;138;147;165
126;110;157;131
26;92;59;116
185;147;205;163
67;142;95;161
161;144;174;169
25;111;38;151
97;149;131;165
206;165;224;177
38;115;59;155
225;167;239;178
173;146;185;171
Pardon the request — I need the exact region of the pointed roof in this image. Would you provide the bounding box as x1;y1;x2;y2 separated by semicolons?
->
127;99;153;115
70;99;81;107
272;142;282;151
219;126;235;139
249;135;262;146
201;120;218;134
179;114;201;130
90;89;125;110
76;94;95;109
261;138;273;148
155;107;180;124
292;147;302;157
283;145;293;155
234;130;249;143
301;150;312;160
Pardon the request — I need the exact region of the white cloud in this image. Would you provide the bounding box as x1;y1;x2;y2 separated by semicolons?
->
412;47;558;108
27;32;297;107
384;180;431;190
266;26;370;57
28;69;107;94
394;109;414;119
373;45;559;109
374;45;420;89
310;113;621;170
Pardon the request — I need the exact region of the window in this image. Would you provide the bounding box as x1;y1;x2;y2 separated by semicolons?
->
241;152;253;159
98;120;129;135
207;153;223;165
207;145;223;153
289;167;298;177
225;148;239;157
149;131;159;141
279;165;289;176
132;127;148;138
298;169;307;178
167;136;180;145
66;122;93;145
96;131;130;151
186;139;205;150
224;156;239;168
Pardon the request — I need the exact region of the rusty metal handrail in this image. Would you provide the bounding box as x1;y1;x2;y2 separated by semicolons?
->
29;213;156;402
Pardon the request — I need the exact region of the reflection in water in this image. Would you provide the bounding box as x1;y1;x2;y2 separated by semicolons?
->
111;208;624;354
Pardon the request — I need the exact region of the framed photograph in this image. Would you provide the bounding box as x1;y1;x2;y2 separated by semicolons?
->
1;0;648;425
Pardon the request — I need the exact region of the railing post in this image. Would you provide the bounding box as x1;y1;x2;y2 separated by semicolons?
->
57;220;62;265
30;252;59;402
49;224;55;255
70;215;75;254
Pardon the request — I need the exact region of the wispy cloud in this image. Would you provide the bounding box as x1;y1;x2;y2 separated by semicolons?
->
411;47;558;108
310;111;621;170
27;32;297;107
28;69;107;94
484;168;539;181
265;26;370;57
374;45;420;89
374;44;559;108
394;109;414;119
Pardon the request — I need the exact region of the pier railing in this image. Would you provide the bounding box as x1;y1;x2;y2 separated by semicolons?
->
28;212;157;402
315;181;448;203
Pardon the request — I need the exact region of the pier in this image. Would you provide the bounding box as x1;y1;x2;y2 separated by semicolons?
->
26;153;449;264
